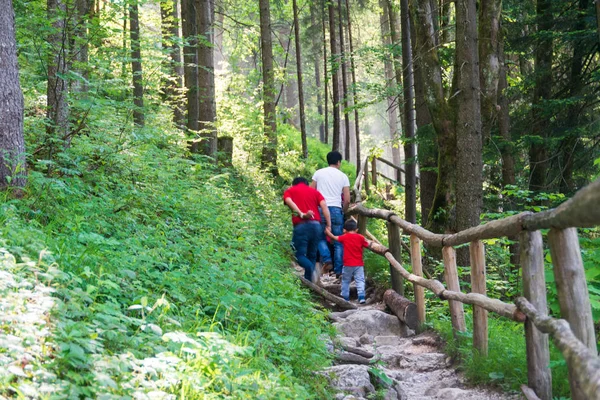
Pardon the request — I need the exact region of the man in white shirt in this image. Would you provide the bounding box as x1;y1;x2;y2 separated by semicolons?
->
311;151;350;277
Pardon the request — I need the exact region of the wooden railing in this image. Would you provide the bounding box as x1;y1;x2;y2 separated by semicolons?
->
351;156;600;400
362;156;419;187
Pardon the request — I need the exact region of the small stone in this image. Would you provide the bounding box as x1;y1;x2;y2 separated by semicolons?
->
359;334;374;345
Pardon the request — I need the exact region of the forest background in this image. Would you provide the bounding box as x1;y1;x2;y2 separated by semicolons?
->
0;0;599;397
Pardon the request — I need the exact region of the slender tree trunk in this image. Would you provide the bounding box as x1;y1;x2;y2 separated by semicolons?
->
410;0;456;233
440;0;452;43
529;0;553;192
73;0;91;94
293;0;308;158
329;1;341;152
214;0;225;68
0;0;26;189
380;0;401;170
161;0;185;128
322;4;329;144
197;0;217;157
498;40;515;189
478;0;501;144
338;0;351;160
454;0;482;237
259;0;278;175
311;7;325;143
47;0;70;154
344;0;360;171
411;10;436;227
401;0;416;223
182;0;199;141
122;4;128;84
130;0;145;127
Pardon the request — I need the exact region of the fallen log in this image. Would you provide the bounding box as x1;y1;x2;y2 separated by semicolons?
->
341;344;374;359
383;289;419;330
335;351;374;365
298;276;357;310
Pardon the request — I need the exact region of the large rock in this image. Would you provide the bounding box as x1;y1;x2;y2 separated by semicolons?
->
322;364;375;396
333;310;404;338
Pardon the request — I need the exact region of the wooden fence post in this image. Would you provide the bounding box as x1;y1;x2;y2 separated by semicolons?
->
548;228;597;400
442;246;466;334
364;158;370;195
371;158;377;187
520;230;552;400
410;234;425;325
470;240;488;356
387;221;404;295
358;215;368;235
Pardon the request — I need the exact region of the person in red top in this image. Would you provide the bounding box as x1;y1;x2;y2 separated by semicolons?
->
283;177;331;282
325;219;370;303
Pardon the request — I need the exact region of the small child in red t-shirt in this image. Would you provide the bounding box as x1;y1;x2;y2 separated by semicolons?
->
325;219;370;304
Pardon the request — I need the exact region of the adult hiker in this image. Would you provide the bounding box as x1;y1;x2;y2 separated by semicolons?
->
283;177;332;282
311;151;351;278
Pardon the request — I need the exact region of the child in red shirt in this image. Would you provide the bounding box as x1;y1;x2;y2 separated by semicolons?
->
325;219;370;304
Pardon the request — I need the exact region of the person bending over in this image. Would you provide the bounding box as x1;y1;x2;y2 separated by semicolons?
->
325;219;369;304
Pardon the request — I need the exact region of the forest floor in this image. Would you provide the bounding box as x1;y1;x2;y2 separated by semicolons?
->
297;265;525;400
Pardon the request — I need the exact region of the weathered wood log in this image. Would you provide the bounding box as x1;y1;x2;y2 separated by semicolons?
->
470;240;488;356
335;351;374;365
340;344;374;359
364;158;370;196
376;156;406;173
387;221;404;295
298;276;357;310
358;215;368;235
353;156;369;202
371;157;377;186
520;231;552;400
410;234;426;325
523;178;600;230
442;247;466;334
548;228;597;400
521;385;542;400
516;297;600;400
366;242;526;322
442;213;529;247
217;136;233;167
383;289;419;330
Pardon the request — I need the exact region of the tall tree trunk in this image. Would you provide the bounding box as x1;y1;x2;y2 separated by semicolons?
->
440;0;452;43
311;6;325;143
411;10;436;227
182;0;199;142
345;0;360;171
197;0;217;157
161;0;185;128
122;4;128;85
560;0;588;194
328;1;341;152
529;0;553;192
498;38;515;189
293;0;308;158
130;0;145;127
401;0;416;223
259;0;278;175
454;0;482;237
72;0;91;94
47;0;70;155
410;0;456;233
214;0;225;68
322;4;329;144
0;0;26;189
478;0;501;144
338;0;351;160
380;0;401;170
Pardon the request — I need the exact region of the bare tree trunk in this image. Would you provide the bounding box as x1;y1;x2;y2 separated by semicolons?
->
454;0;482;239
72;0;91;94
410;0;455;233
161;0;185;128
311;6;325;143
47;0;70;154
338;0;351;160
478;0;501;144
322;3;329;144
259;0;278;175
380;0;401;169
0;0;26;189
329;1;341;152
440;0;452;43
400;0;416;223
182;0;199;142
197;0;217;157
214;0;225;67
345;0;360;171
529;0;553;192
130;0;144;127
293;0;308;158
498;35;515;189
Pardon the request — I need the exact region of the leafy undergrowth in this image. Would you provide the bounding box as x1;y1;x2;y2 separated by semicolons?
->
0;135;334;398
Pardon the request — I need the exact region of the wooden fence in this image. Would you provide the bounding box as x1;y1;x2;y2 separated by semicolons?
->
350;156;600;400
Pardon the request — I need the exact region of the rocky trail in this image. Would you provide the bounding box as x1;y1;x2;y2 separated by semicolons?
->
298;267;523;400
